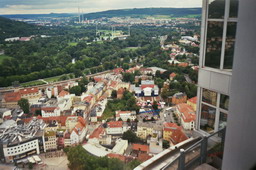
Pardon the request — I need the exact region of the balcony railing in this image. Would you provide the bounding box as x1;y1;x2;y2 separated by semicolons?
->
161;127;226;170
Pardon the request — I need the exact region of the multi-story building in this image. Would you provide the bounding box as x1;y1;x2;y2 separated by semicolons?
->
163;122;188;146
196;0;237;134
41;106;61;117
0;119;46;163
136;122;162;140
106;121;128;135
115;110;136;121
176;103;196;130
172;92;187;105
44;131;57;152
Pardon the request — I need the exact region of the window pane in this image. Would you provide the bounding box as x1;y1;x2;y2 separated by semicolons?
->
205;21;223;68
224;22;237;69
220;94;229;110
229;0;239;18
208;0;225;19
200;104;216;133
202;89;217;106
219;112;228;129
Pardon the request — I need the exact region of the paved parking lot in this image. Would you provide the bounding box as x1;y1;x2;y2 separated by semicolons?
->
34;153;69;170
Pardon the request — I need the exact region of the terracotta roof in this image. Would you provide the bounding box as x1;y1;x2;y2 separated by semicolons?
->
23;115;72;126
89;126;105;139
94;77;103;82
113;68;124;74
170;72;177;78
176;103;196;123
73;122;85;135
188;96;197;104
117;88;125;94
41;107;57;112
137;153;152;162
83;95;94;103
59;90;70;97
163;122;188;144
19;87;39;95
178;62;189;67
110;81;118;88
107;153;126;162
132;144;149;152
107;121;123;128
141;84;155;90
4;92;21;102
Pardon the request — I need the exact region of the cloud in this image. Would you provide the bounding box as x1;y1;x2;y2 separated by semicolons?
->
0;0;202;14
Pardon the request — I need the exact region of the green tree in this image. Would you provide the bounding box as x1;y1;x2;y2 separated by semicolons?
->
152;101;158;110
69;86;82;96
35;110;42;116
122;130;141;143
111;90;117;98
18;98;29;114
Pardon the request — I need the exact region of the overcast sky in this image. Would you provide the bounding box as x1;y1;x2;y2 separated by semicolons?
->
0;0;202;15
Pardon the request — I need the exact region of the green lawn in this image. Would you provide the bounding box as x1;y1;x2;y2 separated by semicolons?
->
0;55;12;64
123;47;140;51
68;42;78;46
43;75;63;83
21;80;46;87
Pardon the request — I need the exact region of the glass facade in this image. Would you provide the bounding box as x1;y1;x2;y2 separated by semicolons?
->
219;112;228;129
224;22;237;69
220;94;229;110
202;89;217;106
200;104;216;133
204;0;239;70
205;22;223;68
208;0;225;19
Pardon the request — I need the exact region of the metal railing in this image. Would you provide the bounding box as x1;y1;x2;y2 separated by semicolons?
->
162;127;226;170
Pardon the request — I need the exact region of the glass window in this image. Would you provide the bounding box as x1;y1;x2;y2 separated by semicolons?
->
219;112;228;129
202;89;217;106
205;21;224;68
220;94;229;110
229;0;239;18
208;0;225;19
200;104;216;133
224;22;237;69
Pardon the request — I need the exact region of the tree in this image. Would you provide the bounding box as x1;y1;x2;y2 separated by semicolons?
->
152;101;158;110
35;110;42;116
111;90;117;98
163;140;170;149
18;98;29;114
122;130;141;143
69;86;82;96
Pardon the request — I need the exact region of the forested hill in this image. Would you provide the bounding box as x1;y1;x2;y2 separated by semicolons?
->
0;16;39;41
83;8;201;19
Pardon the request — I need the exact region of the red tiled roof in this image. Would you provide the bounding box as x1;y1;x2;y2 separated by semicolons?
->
141;84;154;90
41;107;57;112
110;81;118;88
176;103;196;123
163;122;188;144
94;77;103;82
137;153;152;162
107;121;123;128
83;95;94;103
4;92;21;102
170;72;177;78
132;144;149;152
116;111;131;117
59;90;69;97
188;97;197;104
107;153;126;162
19;87;39;95
113;68;124;74
89;126;105;139
117;88;125;94
72;122;85;135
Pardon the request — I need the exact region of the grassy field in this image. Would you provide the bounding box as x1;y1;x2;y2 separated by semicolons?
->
43;75;63;83
68;42;78;46
0;55;12;64
21;80;46;87
123;47;140;51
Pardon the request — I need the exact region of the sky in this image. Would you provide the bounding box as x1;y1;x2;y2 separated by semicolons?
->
0;0;202;15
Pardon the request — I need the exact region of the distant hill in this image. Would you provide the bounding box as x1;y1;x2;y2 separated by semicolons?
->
82;8;201;19
0;16;39;42
0;13;76;19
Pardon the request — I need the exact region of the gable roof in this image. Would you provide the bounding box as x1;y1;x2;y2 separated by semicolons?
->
107;121;123;128
4;92;21;102
187;96;197;104
58;90;70;97
19;87;39;95
176;103;196;123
